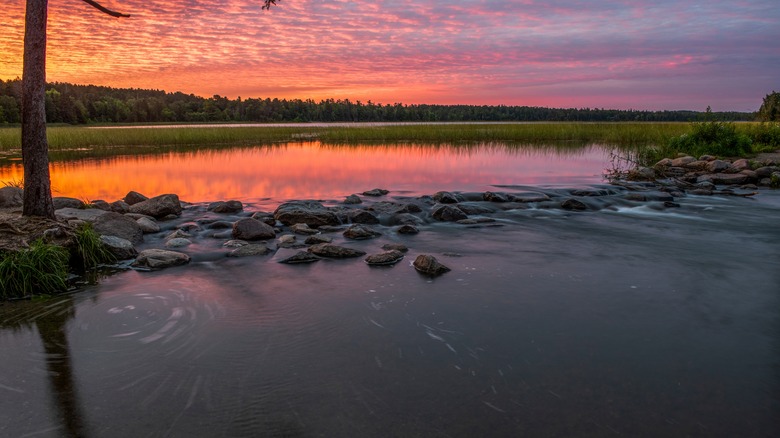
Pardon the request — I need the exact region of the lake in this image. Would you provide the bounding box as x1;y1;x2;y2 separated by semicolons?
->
1;141;778;437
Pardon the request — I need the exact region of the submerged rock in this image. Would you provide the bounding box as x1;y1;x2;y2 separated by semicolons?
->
308;243;366;258
228;243;271;257
365;250;405;266
382;243;408;252
397;224;419;234
278;250;320;264
291;223;320;235
132;249;190;270
561;198;588;211
304;235;333;245
343;224;382;240
413;255;451;276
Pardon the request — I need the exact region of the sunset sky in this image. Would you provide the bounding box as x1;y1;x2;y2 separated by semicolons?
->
1;0;778;111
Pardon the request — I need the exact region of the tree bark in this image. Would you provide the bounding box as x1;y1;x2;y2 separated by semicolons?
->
22;0;55;219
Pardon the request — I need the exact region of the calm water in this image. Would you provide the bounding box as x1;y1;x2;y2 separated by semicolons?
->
1;142;778;437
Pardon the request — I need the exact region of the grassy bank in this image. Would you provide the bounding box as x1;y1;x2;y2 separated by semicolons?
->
0;122;693;152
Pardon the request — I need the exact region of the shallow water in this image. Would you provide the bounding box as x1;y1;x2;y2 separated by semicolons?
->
1;143;779;437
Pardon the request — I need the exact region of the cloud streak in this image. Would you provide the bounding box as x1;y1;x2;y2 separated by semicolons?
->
0;0;777;110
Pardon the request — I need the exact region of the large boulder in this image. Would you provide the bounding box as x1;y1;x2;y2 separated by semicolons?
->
55;207;110;222
93;211;144;244
0;187;23;208
232;218;275;240
274;201;339;227
123;191;149;206
132;249;190;270
53;197;84;210
128;194;182;219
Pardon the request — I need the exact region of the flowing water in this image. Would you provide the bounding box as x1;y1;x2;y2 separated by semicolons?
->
1;142;778;437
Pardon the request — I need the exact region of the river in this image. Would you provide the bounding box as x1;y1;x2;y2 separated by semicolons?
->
1;142;778;437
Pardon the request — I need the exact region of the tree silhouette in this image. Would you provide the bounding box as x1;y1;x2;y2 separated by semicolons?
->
20;0;280;218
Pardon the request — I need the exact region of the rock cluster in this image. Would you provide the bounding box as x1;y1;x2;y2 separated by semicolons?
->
629;155;780;191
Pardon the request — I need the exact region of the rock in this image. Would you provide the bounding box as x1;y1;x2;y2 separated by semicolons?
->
133;249;190;270
110;200;131;214
697;173;750;185
755;166;780;178
654;158;673;167
165;238;192;248
699;155;716;162
397;224;419;234
93;211;144;244
166;229;191;241
206;220;233;230
223;239;248;248
365;250;405;266
291;223;320;235
508;192;551;203
228;243;271;257
732;159;751;171
343;224;382;240
274;201;339;227
344;194;362;204
99;235;137;260
124;191;148;205
278;250;320;264
308;243;366;258
456;203;495;215
457;218;496;225
671;156;696;167
382;243;408;252
348;210;380;224
91;200;112;211
483;191;509;202
304;235;332;244
232;218;275;240
0;187;23;208
52;197;84;210
561;198;588;211
706;160;731;173
431;205;468;222
689;189;713;196
628;167;656;180
413;255;451;276
251;211;277;227
128;194;182;219
55;207;109;222
389;213;424;226
433;191;461;204
208;200;243;213
362;188;389;197
368;201;423;215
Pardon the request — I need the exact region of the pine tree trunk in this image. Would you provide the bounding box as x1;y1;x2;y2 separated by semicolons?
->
21;0;55;219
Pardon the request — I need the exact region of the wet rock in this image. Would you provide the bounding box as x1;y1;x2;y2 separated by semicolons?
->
413;255;451;276
348;210;380;224
208;200;243;213
132;249;190;270
166;229;191;241
251;211;276;227
431;204;468;222
206;220;233;230
362;188;389;197
128;194;182;219
124;190;148;205
165;237;192;248
344;194;362;204
308;243;366;258
561;198;588;211
233;218;275;240
94;211;144;244
278;250;320;264
304;235;332;245
696;173;750;185
274;201;339;227
223;239;248;248
663;201;681;208
368;201;423;215
508;192;551;203
382;243;408;252
343;224;382;240
228;243;271;257
433;191;461;204
291;223;320;235
177;222;202;232
689;189;713;196
456;203;495;215
483;191;509;202
99;235;137;260
457;218;496;225
389;213;424;226
365;250;405;266
397;224;419;235
0;187;23;208
52;197;84;210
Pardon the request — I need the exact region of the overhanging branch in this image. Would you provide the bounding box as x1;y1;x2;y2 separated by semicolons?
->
80;0;130;18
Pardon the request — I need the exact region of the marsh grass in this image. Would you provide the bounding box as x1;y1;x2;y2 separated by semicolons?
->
0;240;69;299
72;223;115;271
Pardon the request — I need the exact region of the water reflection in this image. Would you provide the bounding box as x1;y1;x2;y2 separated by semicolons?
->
0;142;609;202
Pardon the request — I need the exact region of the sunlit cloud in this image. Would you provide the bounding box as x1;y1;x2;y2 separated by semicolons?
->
0;0;777;110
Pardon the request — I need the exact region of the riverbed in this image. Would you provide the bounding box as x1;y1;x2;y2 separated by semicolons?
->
1;142;778;437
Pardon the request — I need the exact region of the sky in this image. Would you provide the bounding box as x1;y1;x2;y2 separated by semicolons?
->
1;0;778;111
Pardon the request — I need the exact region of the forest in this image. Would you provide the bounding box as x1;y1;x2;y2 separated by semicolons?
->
0;78;755;125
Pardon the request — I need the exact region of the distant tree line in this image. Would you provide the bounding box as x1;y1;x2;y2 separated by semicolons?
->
0;78;756;125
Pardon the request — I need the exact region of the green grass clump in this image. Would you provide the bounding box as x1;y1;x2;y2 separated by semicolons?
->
667;120;752;158
0;240;69;299
72;223;115;271
744;122;780;153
